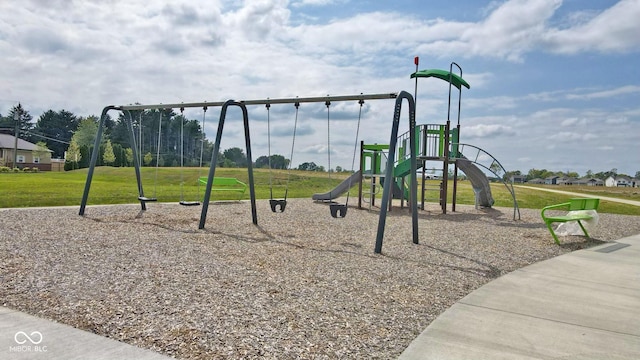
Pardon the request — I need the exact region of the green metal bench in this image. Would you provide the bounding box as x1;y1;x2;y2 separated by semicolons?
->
198;176;247;200
541;198;600;244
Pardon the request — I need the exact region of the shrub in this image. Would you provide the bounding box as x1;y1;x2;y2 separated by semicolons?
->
22;167;30;172
0;166;10;173
32;167;40;173
12;167;21;173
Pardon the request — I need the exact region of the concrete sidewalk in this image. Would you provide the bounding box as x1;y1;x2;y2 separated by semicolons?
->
399;233;640;359
0;307;172;360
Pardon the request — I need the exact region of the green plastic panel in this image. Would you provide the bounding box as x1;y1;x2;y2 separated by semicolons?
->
410;69;470;90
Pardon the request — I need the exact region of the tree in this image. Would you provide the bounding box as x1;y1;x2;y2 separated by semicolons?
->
489;161;504;178
125;148;134;166
35;109;79;158
223;147;247;167
255;154;288;169
526;168;554;181
635;171;640;179
79;145;91;168
144;152;153;166
72;117;99;148
65;138;82;170
112;142;124;166
2;104;35;142
255;155;269;168
103;139;116;165
33;141;50;162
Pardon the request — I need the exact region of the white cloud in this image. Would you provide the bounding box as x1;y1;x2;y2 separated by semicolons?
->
548;131;597;141
566;85;640;100
457;0;561;62
0;0;638;176
292;0;342;6
560;117;587;127
464;124;515;138
604;117;628;125
543;0;640;54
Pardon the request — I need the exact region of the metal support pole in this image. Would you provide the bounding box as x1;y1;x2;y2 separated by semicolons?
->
79;106;117;215
124;110;147;210
358;141;364;210
375;91;418;254
199;100;257;229
12;112;19;169
118;93;397;112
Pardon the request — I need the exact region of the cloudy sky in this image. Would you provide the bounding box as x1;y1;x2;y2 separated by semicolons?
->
1;0;639;176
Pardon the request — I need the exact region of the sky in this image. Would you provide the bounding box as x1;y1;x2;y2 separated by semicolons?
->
1;0;639;177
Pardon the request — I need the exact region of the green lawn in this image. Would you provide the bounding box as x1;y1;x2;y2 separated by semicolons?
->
1;167;638;215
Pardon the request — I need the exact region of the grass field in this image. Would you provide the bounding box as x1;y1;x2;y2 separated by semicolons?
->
1;167;639;215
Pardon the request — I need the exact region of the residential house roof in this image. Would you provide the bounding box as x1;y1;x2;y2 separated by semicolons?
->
0;134;39;151
575;178;604;185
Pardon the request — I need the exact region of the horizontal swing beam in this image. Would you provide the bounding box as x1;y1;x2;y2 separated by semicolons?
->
116;93;398;111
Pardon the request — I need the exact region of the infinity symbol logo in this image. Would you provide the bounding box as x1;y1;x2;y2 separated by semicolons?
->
14;331;43;345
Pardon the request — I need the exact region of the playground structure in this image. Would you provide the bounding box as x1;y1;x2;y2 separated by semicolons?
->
312;64;521;222
78;61;520;253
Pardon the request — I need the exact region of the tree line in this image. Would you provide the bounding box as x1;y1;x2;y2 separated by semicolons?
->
0;104;303;170
2;104;637;177
504;168;640;181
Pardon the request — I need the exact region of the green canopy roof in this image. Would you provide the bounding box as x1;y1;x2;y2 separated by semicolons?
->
410;69;470;90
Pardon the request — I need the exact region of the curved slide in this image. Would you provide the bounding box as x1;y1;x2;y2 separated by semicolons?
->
312;171;362;201
457;155;495;207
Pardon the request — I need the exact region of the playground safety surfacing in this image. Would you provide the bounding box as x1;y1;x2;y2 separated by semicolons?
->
1;199;639;359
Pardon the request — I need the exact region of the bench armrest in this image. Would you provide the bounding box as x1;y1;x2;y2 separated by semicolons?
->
541;202;570;220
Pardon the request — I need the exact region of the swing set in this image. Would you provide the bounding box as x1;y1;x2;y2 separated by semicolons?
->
79;91;418;253
79;93;397;212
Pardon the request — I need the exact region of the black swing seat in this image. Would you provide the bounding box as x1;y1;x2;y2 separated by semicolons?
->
330;203;347;218
179;201;201;207
138;196;157;202
270;199;287;213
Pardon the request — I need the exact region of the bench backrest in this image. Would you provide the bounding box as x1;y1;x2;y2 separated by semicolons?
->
568;198;599;211
212;177;245;186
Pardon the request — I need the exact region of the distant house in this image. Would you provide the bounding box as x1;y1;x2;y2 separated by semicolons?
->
0;134;53;171
605;175;633;187
544;176;560;185
575;178;604;186
510;175;526;183
557;177;577;186
528;178;545;184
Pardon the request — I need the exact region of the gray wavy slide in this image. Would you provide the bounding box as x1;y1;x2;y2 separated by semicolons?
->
456;155;494;207
312;171;362;201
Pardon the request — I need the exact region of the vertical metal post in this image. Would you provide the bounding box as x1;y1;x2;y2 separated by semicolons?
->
199;101;257;229
420;126;427;210
441;120;450;214
12;112;19;169
452;124;460;212
358;141;364;209
450;62;464;213
375;91;417;254
125;110;147;210
79;106;117;215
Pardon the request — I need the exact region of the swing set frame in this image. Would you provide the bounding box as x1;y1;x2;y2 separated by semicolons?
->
78;93;398;214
